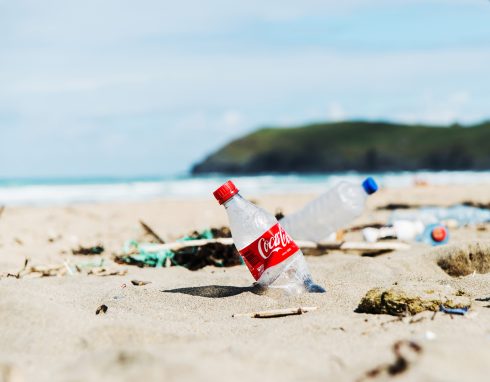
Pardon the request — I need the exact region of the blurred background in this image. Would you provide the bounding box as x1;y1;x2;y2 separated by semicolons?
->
1;0;489;204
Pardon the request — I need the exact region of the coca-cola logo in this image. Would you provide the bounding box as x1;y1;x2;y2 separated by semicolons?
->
257;225;293;259
239;223;298;281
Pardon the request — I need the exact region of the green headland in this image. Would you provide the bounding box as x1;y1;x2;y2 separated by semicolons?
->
192;121;490;174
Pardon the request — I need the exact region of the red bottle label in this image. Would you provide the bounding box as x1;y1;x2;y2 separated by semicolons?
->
239;223;299;281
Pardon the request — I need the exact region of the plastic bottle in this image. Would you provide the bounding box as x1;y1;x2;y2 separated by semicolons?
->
213;180;325;294
280;177;378;242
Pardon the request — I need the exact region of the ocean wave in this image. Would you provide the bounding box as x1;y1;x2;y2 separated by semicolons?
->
1;171;490;206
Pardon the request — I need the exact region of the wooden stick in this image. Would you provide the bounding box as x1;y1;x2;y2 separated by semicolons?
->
139;220;165;244
306;241;411;252
345;222;385;232
0;205;4;219
139;238;234;252
233;306;317;318
138;239;410;253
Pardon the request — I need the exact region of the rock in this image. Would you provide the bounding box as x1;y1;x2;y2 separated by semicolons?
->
356;284;471;316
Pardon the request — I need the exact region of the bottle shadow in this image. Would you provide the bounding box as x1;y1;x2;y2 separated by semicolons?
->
162;284;266;298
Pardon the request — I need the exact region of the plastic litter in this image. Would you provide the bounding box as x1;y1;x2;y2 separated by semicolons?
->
363;204;490;246
389;205;490;227
120;240;174;267
363;221;449;246
439;305;469;315
280;177;378;242
214;180;325;294
363;220;424;243
419;224;449;246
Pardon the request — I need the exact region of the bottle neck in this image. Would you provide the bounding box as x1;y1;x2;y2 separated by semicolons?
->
223;193;243;209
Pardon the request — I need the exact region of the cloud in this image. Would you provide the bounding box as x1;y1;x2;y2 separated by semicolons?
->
395;91;475;125
327;102;346;122
221;110;244;129
0;0;489;176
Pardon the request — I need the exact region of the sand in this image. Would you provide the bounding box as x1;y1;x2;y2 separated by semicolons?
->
1;185;490;382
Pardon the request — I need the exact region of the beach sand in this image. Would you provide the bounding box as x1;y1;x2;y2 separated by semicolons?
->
1;185;490;382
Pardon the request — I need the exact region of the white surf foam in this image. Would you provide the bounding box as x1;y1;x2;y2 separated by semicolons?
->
1;171;490;206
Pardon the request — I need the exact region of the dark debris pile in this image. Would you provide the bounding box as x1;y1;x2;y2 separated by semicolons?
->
114;226;242;271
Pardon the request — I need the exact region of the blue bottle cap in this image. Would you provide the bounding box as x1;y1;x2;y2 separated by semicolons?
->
362;177;378;195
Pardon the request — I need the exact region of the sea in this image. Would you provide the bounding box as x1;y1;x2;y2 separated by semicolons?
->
1;171;490;206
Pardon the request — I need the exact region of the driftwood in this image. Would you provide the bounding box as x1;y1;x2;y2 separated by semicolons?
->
376;203;420;210
309;241;410;252
72;245;104;255
346;223;385;232
3;260;126;279
5;258;29;278
139;239;410;253
87;267;127;277
139;220;165;244
233;306;317;318
131;280;152;286
139;238;234;252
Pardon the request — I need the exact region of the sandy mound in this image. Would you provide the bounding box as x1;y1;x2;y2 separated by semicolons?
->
435;241;490;277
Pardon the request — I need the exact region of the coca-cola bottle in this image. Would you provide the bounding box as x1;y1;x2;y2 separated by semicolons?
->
213;180;325;294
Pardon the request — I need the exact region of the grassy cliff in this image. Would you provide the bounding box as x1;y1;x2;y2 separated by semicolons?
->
192;121;490;174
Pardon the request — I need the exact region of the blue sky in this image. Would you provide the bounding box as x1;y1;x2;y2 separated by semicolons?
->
1;0;489;177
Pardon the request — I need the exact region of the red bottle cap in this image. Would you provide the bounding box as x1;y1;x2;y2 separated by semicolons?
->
213;180;239;204
431;226;447;242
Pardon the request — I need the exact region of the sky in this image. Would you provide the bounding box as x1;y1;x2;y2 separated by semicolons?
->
1;0;489;177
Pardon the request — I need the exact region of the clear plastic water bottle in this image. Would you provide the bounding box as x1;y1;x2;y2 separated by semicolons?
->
280;177;378;242
213;180;325;294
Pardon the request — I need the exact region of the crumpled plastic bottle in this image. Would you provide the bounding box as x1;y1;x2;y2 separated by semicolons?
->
280;177;378;242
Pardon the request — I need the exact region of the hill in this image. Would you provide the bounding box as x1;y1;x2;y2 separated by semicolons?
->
191;121;490;174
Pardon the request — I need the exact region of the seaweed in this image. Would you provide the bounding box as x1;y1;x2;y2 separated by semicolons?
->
72;245;104;255
462;201;490;210
357;340;423;381
172;242;242;270
115;227;241;270
96;304;108;315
